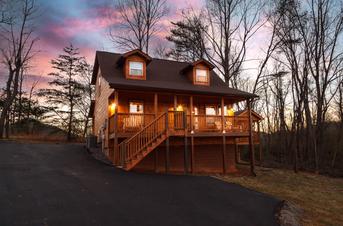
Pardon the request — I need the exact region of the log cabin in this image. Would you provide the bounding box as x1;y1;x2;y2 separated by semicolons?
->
89;49;262;175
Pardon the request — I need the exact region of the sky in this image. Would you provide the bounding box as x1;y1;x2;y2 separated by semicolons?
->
0;0;269;93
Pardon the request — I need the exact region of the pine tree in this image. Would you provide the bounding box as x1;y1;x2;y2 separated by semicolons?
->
39;44;85;141
166;13;207;62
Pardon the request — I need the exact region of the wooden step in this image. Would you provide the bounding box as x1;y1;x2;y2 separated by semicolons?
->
124;134;167;171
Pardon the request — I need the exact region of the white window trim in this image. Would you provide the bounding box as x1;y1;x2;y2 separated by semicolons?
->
195;68;208;83
129;61;144;77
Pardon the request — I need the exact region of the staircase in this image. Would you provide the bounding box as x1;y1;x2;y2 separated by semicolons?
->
118;112;169;170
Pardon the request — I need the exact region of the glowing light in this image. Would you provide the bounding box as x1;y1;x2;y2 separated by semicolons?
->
176;104;183;111
109;102;116;115
227;105;234;116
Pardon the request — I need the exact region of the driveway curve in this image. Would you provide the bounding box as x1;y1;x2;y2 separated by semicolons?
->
0;141;280;226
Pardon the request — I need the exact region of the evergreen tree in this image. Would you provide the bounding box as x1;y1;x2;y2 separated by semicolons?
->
39;44;85;141
166;13;207;62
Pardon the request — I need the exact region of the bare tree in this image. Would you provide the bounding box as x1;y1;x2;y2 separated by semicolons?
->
110;0;168;54
203;0;266;88
0;0;39;138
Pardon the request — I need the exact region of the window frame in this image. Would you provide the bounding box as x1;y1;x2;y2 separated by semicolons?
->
129;61;144;77
129;101;144;114
193;65;210;86
195;68;208;83
126;57;146;80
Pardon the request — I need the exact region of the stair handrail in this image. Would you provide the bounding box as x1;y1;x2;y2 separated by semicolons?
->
118;112;168;167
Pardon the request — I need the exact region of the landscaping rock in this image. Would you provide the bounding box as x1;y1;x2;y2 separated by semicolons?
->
276;200;303;226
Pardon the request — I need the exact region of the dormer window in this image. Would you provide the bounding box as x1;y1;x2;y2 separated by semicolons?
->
129;61;143;77
119;49;152;80
182;59;214;86
195;69;208;83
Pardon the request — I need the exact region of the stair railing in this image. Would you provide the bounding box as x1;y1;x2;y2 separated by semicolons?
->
118;112;168;167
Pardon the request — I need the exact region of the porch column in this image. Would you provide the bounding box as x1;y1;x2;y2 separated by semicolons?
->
154;93;158;172
247;99;256;176
190;96;194;133
114;90;119;164
191;136;195;173
190;96;195;174
165;108;170;173
258;121;262;166
221;97;227;174
174;95;177;110
221;97;225;133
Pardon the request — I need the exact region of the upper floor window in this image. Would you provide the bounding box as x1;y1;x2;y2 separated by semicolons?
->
195;68;208;83
129;61;143;77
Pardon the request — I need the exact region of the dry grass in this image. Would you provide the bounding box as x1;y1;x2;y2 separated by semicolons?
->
216;166;343;226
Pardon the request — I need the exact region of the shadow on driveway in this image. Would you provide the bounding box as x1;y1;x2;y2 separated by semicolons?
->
0;141;280;226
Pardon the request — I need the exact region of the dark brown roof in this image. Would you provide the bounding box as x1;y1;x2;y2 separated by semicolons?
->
92;51;257;99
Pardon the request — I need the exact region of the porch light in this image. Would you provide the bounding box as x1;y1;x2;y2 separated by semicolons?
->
176;104;184;111
227;105;234;116
109;102;116;115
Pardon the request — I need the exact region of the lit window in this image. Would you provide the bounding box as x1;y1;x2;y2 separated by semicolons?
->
129;101;144;113
195;69;208;83
129;61;143;76
205;106;217;115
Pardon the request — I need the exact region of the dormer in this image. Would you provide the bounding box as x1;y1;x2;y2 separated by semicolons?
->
182;59;215;86
117;49;152;80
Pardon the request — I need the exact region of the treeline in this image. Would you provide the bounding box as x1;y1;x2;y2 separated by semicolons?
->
0;0;93;141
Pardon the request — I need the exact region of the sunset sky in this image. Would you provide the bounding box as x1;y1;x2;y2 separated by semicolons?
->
0;0;270;92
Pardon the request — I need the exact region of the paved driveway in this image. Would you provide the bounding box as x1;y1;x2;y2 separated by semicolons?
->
0;141;280;226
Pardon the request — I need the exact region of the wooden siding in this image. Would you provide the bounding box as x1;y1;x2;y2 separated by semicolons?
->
93;70;114;151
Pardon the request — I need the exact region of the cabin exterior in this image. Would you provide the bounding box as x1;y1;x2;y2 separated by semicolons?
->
89;49;262;175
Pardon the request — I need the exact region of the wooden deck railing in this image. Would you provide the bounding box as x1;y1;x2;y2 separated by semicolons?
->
168;111;186;130
224;116;249;133
117;113;155;133
118;112;168;167
110;112;250;135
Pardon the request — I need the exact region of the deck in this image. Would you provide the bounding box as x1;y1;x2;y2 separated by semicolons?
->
109;111;259;142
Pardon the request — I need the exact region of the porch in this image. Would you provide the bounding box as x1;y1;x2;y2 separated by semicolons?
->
105;90;259;175
107;90;259;139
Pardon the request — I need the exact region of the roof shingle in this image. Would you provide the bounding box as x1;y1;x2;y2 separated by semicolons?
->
92;51;257;99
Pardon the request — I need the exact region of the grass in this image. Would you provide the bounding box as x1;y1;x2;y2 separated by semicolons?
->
216;166;343;226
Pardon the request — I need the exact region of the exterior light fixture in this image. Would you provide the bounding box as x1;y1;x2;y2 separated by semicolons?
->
227;104;234;116
109;102;116;115
176;104;183;111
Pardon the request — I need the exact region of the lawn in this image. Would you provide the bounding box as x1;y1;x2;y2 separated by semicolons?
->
216;167;343;226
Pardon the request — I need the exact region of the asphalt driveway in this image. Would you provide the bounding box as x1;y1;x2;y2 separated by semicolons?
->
0;141;280;226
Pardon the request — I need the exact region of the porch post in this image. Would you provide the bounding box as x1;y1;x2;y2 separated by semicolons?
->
174;95;177;110
190;95;194;174
165;111;170;173
222;136;227;174
221;97;225;133
154;93;158;172
190;96;194;133
258;121;262;166
247;99;256;176
234;138;240;163
191;136;195;173
221;97;226;174
114;90;119;164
